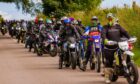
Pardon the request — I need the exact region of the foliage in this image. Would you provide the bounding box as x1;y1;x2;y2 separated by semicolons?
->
0;0;102;17
133;48;140;66
42;0;102;17
0;0;42;15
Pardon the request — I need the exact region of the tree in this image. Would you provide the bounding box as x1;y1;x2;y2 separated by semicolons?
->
0;0;102;17
42;0;102;17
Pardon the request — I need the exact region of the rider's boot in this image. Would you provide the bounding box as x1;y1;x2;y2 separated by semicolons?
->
105;68;111;84
101;65;105;76
82;59;87;71
59;54;63;69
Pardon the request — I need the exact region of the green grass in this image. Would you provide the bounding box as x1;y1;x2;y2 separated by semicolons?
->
133;48;140;66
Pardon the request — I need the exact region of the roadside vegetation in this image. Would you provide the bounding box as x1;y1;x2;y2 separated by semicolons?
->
70;2;140;66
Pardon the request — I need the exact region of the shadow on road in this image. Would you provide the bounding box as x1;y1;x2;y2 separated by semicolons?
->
0;35;12;39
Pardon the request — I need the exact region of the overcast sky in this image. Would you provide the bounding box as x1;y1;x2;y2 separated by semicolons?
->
0;0;140;20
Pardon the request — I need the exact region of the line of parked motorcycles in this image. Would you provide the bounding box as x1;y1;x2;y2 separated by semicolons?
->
6;24;139;84
8;26;59;58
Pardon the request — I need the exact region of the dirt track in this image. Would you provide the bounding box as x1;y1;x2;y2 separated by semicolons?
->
0;35;140;84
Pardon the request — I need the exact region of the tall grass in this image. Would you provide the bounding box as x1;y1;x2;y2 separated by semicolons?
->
70;6;140;47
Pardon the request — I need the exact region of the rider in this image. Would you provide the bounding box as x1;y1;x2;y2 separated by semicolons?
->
102;13;130;84
60;16;68;25
59;18;81;69
45;19;53;32
83;16;103;70
39;18;46;42
21;20;27;31
39;19;53;45
53;20;62;32
77;19;85;30
72;20;84;37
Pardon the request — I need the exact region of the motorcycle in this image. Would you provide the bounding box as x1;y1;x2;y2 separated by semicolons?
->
36;32;58;57
59;37;78;70
17;28;26;43
77;38;86;71
15;27;21;39
48;31;59;57
106;37;139;84
83;31;102;72
1;25;7;35
10;27;16;38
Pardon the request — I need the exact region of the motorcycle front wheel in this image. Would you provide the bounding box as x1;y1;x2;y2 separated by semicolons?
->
95;52;101;73
71;52;77;70
110;73;118;82
126;62;139;84
49;45;57;57
90;54;95;70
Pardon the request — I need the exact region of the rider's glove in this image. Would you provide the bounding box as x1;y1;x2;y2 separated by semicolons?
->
105;39;116;45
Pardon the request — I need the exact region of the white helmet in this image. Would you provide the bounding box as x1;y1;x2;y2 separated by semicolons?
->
39;18;43;21
107;13;114;18
72;20;78;25
61;16;68;21
114;18;119;25
57;21;62;24
91;16;98;20
115;18;119;22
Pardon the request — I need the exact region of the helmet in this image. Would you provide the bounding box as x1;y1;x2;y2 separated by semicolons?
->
69;17;75;21
46;19;52;24
91;16;98;20
107;13;114;19
61;16;68;21
57;21;62;24
39;18;43;21
64;19;71;24
77;19;82;22
72;20;78;25
114;18;119;25
115;18;119;22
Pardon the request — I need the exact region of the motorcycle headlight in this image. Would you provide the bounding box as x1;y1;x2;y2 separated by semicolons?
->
69;44;76;48
36;35;39;38
50;40;54;43
95;39;99;43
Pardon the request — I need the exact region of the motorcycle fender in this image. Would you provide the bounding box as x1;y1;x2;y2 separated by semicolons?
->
51;44;54;47
124;51;134;56
95;43;100;48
